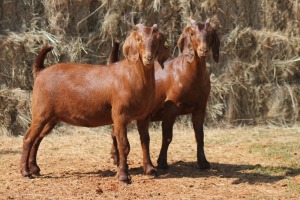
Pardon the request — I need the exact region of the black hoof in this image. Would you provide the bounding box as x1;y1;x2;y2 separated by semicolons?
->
157;162;169;170
24;174;34;179
30;166;41;176
199;161;211;170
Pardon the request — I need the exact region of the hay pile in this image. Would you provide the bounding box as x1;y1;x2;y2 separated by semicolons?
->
0;0;299;135
0;88;31;135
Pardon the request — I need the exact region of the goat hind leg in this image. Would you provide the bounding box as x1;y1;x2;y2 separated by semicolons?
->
157;102;178;169
110;129;119;165
20;121;47;178
28;121;57;176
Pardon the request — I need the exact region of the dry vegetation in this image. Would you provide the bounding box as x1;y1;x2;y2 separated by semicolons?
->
0;1;300;134
0;126;299;199
1;1;299;198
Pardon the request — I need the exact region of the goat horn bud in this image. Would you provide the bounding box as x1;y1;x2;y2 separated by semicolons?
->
133;24;144;31
152;24;158;31
187;17;197;26
205;18;211;29
205;18;210;24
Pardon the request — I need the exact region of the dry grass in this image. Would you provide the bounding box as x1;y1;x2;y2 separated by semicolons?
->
1;126;299;199
0;88;31;136
0;0;299;135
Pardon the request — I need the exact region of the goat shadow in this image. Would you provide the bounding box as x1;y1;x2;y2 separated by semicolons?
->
155;161;300;184
39;161;300;185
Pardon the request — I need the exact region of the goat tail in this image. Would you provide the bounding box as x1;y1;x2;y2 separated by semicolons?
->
33;45;54;79
107;39;120;65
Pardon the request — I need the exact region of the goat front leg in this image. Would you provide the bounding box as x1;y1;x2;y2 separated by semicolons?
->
157;101;178;169
192;109;210;170
137;117;156;176
113;116;131;183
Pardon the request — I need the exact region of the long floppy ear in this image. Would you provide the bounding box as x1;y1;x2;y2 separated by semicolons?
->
211;30;220;63
178;30;195;63
156;32;171;67
123;32;139;64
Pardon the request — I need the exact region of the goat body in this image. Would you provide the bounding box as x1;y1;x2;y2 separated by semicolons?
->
20;24;164;183
33;61;154;127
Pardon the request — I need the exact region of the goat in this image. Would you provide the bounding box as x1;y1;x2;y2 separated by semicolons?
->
20;24;167;183
109;19;220;171
107;32;171;174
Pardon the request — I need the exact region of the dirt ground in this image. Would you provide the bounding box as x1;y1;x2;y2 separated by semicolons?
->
0;125;299;199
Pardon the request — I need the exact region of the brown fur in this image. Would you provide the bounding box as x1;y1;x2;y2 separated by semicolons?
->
109;19;220;170
107;29;171;176
20;24;166;183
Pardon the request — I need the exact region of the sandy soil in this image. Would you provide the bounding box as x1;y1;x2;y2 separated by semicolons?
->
1;125;299;199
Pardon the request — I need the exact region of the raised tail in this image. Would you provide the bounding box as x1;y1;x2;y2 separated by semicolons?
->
33;45;54;79
107;39;120;65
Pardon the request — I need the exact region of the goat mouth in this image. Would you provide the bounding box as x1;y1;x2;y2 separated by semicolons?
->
197;52;207;59
143;60;154;66
197;51;206;58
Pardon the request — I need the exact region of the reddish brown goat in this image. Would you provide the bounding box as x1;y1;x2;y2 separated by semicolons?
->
109;19;220;170
20;24;167;183
107;32;171;174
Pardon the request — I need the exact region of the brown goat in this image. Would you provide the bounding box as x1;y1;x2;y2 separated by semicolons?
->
107;32;171;174
20;24;167;183
109;19;220;170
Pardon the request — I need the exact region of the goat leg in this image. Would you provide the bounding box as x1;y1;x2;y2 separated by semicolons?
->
20;121;47;178
192;110;210;170
113;116;131;183
157;101;178;169
137;117;157;176
28;121;57;176
110;129;119;166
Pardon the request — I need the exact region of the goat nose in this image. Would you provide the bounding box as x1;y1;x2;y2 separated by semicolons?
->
145;55;152;61
201;49;208;53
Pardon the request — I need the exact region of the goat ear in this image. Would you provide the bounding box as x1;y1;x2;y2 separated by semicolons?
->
177;33;185;53
123;33;139;64
156;32;170;68
212;30;220;63
178;32;194;63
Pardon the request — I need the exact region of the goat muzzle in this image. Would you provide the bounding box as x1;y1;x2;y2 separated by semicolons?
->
142;54;154;66
197;48;208;58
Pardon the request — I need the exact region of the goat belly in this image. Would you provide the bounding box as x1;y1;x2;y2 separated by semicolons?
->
55;102;112;127
178;106;197;115
58;111;113;127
